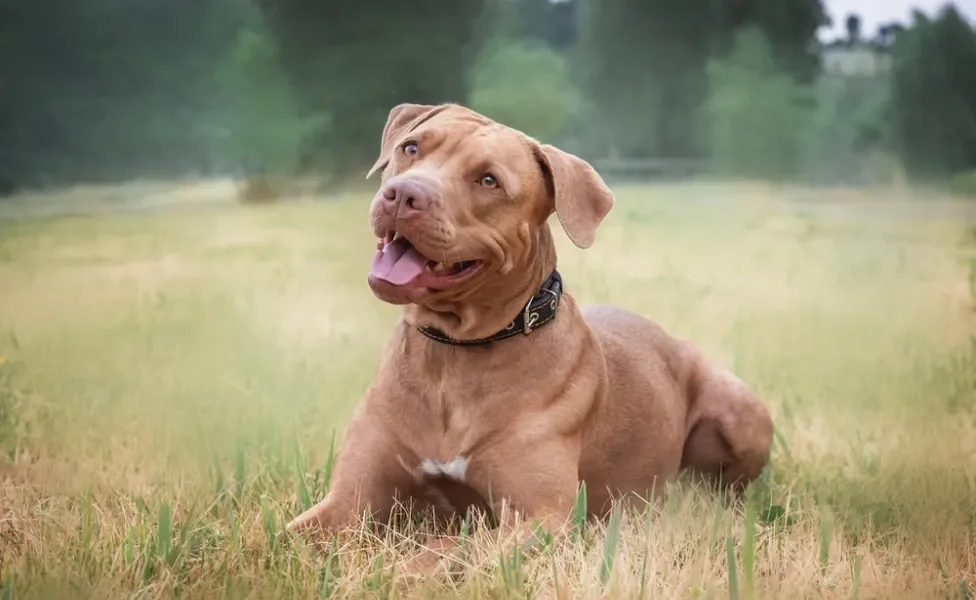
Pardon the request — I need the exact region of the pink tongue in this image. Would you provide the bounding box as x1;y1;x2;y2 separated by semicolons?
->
369;238;427;285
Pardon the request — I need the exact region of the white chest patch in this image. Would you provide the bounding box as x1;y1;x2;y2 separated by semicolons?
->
419;456;469;481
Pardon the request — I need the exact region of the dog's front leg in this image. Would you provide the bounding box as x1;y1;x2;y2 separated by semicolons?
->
287;405;413;536
396;435;581;582
477;437;581;554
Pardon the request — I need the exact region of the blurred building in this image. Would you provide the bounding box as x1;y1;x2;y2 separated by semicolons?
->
819;40;893;78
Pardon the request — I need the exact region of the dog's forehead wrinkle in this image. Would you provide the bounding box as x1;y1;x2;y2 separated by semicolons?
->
446;124;525;163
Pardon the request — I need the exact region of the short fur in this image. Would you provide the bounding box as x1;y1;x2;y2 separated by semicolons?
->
287;103;774;581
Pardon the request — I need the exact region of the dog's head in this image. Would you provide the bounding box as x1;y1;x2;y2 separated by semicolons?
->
366;103;614;338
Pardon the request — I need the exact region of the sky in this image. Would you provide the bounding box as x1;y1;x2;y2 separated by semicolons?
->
820;0;976;39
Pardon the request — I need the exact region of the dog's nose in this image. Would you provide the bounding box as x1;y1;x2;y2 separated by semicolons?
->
381;176;434;214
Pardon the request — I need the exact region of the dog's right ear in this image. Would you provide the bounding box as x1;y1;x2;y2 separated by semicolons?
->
367;103;448;179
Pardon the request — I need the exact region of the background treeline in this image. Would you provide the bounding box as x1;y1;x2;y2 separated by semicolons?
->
1;0;975;194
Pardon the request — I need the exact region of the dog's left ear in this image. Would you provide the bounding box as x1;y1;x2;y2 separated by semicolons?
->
367;103;449;179
533;143;614;249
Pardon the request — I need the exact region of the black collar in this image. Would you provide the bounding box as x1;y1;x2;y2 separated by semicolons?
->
417;270;563;346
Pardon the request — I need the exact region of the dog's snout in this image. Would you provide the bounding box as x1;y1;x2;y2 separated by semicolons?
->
381;176;435;214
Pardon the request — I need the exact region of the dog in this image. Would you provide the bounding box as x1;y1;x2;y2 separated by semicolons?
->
286;103;774;578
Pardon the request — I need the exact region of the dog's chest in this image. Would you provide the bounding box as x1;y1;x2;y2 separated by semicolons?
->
393;363;511;514
399;393;490;515
419;456;469;481
399;453;489;516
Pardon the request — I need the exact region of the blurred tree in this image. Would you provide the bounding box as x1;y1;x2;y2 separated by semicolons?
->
704;26;812;180
215;6;329;190
708;0;828;83
578;0;827;160
798;77;892;183
876;22;906;47
890;6;976;180
0;0;242;188
512;0;579;50
576;0;705;158
469;40;580;142
846;13;862;43
258;0;491;177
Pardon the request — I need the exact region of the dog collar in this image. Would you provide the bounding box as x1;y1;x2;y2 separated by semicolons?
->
417;270;563;346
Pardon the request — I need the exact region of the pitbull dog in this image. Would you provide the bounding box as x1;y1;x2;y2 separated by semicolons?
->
287;103;773;576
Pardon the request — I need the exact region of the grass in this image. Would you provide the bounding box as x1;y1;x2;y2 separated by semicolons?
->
0;181;974;599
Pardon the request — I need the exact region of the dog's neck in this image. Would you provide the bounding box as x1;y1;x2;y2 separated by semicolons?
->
403;226;558;342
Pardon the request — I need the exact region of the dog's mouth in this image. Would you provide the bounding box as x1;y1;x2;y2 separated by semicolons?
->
368;230;484;290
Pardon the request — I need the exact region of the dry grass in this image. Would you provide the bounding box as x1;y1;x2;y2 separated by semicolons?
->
0;182;974;599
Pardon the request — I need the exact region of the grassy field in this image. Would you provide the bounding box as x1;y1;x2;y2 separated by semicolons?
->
0;182;974;599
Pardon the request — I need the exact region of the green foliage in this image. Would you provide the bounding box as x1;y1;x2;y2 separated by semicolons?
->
577;0;710;157
890;6;976;181
0;0;242;186
215;14;328;177
578;0;826;159
469;40;580;143
948;170;976;198
258;0;492;175
704;27;812;180
3;0;975;189
797;77;893;184
797;80;859;182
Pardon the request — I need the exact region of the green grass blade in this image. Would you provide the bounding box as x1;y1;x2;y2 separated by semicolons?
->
156;502;171;561
77;492;99;564
819;509;833;578
170;499;198;566
141;553;155;587
319;537;339;599
772;426;792;460
234;443;246;501
294;437;312;512
226;497;241;554
124;526;136;565
571;480;587;543
363;553;384;592
499;546;523;594
638;498;656;600
323;430;337;491
742;484;757;599
0;573;13;600
961;578;973;600
600;505;622;587
727;536;740;600
261;495;279;554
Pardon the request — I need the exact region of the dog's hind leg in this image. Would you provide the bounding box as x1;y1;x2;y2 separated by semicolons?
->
679;356;774;492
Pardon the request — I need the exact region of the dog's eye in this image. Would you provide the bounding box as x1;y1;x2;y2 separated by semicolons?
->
479;173;498;189
402;142;419;157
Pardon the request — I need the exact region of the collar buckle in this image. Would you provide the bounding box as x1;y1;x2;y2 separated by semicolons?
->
418;270;562;345
523;287;558;335
521;296;536;335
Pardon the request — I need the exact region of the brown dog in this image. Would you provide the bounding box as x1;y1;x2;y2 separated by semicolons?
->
287;103;774;576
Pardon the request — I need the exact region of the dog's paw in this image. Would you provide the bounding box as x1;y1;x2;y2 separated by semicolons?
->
393;541;464;591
